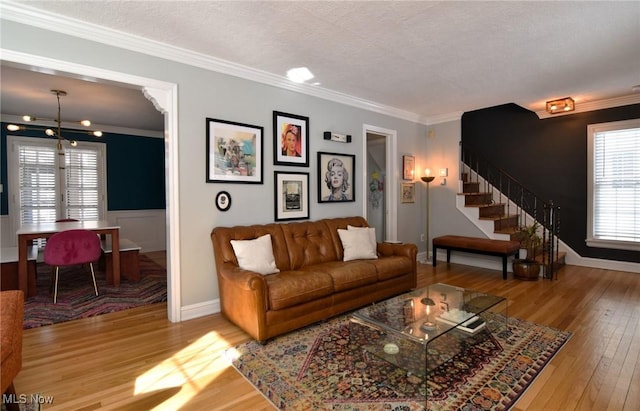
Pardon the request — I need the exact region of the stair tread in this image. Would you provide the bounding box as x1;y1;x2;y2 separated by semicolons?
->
458;192;491;196
477;203;506;208
479;215;518;221
495;227;522;235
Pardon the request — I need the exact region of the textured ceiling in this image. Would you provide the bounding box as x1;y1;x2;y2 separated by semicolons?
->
2;1;640;130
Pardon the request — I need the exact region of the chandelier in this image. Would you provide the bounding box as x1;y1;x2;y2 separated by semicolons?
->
6;89;103;150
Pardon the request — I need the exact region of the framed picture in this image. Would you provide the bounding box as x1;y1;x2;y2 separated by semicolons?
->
401;182;415;203
274;171;310;221
206;118;263;183
215;191;232;212
273;111;309;167
403;155;415;180
318;152;355;203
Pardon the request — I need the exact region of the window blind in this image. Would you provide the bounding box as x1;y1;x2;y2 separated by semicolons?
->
65;148;100;220
17;144;57;224
593;126;640;243
13;137;105;230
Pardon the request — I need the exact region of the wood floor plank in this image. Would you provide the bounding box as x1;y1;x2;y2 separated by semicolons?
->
10;259;640;410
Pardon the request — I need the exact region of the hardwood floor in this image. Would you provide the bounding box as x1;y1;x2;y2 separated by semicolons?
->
12;261;640;410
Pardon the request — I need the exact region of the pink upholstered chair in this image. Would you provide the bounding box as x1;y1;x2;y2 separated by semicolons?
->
44;229;101;304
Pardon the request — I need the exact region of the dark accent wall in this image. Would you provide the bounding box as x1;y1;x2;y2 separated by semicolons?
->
1;123;165;215
462;103;640;263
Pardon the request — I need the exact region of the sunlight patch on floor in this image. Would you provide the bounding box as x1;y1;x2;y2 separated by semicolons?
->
134;331;233;409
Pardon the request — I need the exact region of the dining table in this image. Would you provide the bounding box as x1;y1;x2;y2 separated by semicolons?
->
16;220;121;298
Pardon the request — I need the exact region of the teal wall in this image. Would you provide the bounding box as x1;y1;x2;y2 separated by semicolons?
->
1;122;166;215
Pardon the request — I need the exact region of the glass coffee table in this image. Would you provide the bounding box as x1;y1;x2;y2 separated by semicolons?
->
349;283;507;406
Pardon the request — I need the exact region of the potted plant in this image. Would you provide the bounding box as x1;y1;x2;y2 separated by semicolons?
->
512;221;542;280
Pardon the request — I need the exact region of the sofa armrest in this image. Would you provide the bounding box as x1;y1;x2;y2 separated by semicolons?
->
377;242;418;288
217;262;267;291
377;242;418;260
216;263;270;341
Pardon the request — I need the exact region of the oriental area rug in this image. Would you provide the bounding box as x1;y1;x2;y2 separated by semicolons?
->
23;254;166;329
229;314;571;410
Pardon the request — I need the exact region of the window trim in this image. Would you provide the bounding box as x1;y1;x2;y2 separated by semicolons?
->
586;118;640;251
8;135;108;232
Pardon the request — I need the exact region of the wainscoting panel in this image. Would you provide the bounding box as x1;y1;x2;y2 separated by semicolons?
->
108;209;166;252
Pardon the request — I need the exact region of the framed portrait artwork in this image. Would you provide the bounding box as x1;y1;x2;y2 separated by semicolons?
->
206;118;263;183
401;182;415;203
274;171;310;221
273;111;309;167
317;152;355;203
215;191;231;212
402;155;415;180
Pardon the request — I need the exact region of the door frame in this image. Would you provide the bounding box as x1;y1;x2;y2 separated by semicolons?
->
1;49;182;322
362;124;398;241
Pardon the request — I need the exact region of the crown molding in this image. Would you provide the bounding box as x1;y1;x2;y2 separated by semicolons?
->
423;111;464;125
1;1;432;125
535;94;640;119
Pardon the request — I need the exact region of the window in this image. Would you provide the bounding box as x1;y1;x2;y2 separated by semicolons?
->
587;119;640;251
8;136;107;230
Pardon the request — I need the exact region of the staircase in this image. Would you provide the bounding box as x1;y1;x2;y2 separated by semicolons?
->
459;145;565;279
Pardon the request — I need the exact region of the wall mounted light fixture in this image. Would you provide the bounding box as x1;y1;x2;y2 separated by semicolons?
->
546;97;575;114
323;131;351;143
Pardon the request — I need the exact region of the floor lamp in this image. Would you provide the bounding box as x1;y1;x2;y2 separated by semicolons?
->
421;174;435;263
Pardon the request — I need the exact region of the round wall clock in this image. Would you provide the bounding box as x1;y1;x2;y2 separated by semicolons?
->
215;191;232;212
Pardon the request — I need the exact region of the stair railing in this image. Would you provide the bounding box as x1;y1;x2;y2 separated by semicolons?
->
460;142;561;279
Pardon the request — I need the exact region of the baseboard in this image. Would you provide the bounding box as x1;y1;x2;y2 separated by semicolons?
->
180;298;221;321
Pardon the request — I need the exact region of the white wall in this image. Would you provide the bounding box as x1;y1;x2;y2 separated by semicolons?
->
1;19;429;310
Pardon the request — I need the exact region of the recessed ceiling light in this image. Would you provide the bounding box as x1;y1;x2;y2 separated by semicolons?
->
286;67;314;83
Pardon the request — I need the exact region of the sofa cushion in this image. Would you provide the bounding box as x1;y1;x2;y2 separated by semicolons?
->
281;221;339;269
337;228;378;261
302;260;378;292
231;234;280;275
364;255;414;281
265;270;334;310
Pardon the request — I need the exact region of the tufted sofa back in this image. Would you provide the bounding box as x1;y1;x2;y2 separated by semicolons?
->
211;216;370;272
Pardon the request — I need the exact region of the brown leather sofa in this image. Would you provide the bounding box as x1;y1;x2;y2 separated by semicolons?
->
211;216;417;342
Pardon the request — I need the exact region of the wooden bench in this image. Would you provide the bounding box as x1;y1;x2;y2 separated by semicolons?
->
432;235;520;280
1;246;38;294
101;238;141;283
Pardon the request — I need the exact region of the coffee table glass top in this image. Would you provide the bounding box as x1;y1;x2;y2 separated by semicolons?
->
349;283;508;404
350;283;506;344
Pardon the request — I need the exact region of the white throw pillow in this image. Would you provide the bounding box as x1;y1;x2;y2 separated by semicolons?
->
338;228;378;261
230;234;280;275
347;225;377;249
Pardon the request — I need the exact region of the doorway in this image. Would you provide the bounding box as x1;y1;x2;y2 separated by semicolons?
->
2;50;181;322
363;124;398;242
